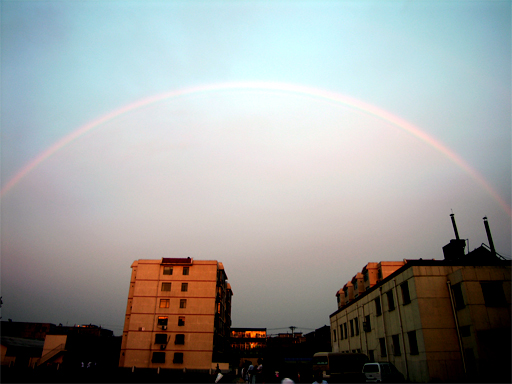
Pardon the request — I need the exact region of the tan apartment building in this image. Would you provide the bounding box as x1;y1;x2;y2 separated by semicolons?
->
119;258;232;371
330;252;511;382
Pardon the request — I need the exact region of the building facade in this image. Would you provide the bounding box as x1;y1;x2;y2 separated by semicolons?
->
119;258;232;371
330;256;511;382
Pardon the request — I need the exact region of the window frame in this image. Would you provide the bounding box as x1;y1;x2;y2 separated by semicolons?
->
178;316;185;326
392;334;401;356
155;334;168;344
173;352;184;364
387;290;395;311
375;297;382;316
179;299;187;308
182;267;189;276
401;281;411;305
161;282;172;292
163;266;173;275
159;299;170;308
152;352;165;363
407;331;419;355
175;334;185;345
181;282;188;292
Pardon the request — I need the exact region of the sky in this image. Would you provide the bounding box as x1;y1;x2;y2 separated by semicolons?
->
1;0;510;336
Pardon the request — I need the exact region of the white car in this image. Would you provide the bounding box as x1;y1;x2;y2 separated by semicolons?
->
362;362;405;382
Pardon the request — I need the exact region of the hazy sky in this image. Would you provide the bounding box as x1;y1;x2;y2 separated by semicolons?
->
1;1;510;336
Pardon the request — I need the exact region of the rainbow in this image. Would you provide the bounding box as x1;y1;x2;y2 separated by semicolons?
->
2;81;510;216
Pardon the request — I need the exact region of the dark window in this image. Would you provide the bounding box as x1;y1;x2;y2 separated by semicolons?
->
364;315;371;332
379;338;387;357
364;271;369;282
350;319;354;337
375;297;382;316
343;323;348;339
152;352;165;363
460;325;471;337
392;334;401;356
452;283;465;310
163;266;173;275
387;290;395;311
161;282;172;291
354;317;359;335
183;267;189;276
333;330;337;342
181;283;188;292
178;316;185;326
401;281;411;305
173;352;183;364
155;334;168;344
175;334;185;345
340;325;344;340
180;299;187;308
368;350;375;362
481;282;507;307
407;331;419;355
157;317;168;326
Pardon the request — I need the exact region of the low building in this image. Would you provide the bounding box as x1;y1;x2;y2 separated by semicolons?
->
119;258;232;371
329;218;511;383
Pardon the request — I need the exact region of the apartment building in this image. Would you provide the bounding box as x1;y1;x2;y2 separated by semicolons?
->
119;258;232;371
330;249;511;382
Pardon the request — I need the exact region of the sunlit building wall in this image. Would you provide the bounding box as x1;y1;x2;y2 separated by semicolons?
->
330;257;511;382
119;258;232;370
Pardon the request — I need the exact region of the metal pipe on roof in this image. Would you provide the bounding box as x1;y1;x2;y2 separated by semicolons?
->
483;217;496;257
450;213;460;240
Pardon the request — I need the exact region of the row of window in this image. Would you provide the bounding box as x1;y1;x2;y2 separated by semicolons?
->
158;316;185;326
159;299;187;308
154;333;185;344
452;281;507;310
161;282;188;292
152;351;182;364
163;266;189;276
378;331;419;357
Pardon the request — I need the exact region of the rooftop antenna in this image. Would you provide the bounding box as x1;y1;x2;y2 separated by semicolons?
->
450;211;460;240
289;326;296;337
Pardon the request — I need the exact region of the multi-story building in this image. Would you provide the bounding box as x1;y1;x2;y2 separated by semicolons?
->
119;258;232;371
329;218;511;382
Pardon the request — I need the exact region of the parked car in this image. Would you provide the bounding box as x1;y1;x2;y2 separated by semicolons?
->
362;362;405;382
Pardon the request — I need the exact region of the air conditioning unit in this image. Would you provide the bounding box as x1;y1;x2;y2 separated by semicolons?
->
139;327;145;331
162;325;167;330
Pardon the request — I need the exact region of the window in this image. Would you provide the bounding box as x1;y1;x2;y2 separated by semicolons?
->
368;350;375;362
183;267;189;276
161;282;172;291
375;297;382;316
178;316;185;326
163;266;173;275
354;317;359;336
392;334;401;356
407;331;419;355
364;315;371;332
460;325;471;337
333;330;337;342
152;352;165;363
181;283;188;292
387;290;395;311
173;352;183;364
452;283;465;310
481;282;507;307
175;334;185;345
340;325;344;340
157;317;168;326
180;299;187;308
155;334;168;344
160;299;170;308
401;281;411;305
343;323;348;339
379;338;387;357
350;319;354;337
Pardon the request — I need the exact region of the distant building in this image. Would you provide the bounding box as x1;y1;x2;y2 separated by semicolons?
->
330;217;511;383
230;328;267;352
119;258;232;371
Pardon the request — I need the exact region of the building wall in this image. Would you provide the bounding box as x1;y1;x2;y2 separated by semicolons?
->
119;259;231;370
330;263;511;383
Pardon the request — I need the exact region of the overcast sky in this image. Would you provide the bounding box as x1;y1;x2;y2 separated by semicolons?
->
1;1;510;336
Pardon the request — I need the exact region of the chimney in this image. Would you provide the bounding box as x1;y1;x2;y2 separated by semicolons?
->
483;216;497;258
443;213;466;260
